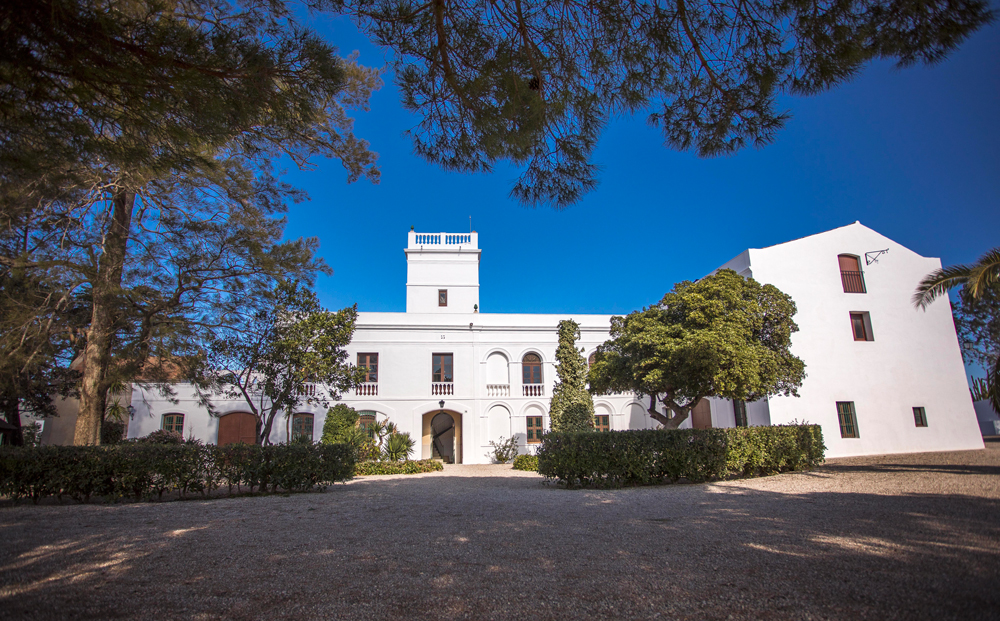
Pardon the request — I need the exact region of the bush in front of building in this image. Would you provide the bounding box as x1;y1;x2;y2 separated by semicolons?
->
355;459;443;475
536;425;824;488
0;442;355;503
511;454;538;471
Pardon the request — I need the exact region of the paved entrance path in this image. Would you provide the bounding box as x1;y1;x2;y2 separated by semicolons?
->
2;444;999;620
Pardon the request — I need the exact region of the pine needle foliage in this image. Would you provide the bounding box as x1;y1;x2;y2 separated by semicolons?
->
330;0;993;206
549;320;595;432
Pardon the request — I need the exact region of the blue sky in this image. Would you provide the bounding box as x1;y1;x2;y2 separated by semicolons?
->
280;13;999;320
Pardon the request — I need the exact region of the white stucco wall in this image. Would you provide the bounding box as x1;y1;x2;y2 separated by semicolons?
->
716;222;983;457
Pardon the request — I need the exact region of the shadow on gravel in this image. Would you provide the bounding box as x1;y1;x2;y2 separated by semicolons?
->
818;462;1000;476
2;467;999;621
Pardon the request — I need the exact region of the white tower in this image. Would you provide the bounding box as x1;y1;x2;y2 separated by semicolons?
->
405;230;480;313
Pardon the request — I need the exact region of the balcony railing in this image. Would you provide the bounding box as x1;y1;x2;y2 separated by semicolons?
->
840;270;866;293
487;384;510;397
523;384;544;397
432;382;454;396
356;382;378;396
296;383;317;397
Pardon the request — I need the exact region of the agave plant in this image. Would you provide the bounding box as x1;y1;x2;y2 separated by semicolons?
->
383;432;415;462
915;247;1000;412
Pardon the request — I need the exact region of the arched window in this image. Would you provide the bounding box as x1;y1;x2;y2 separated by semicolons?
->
522;353;542;384
588;352;597;367
838;254;866;293
291;413;314;442
162;413;184;434
359;411;377;439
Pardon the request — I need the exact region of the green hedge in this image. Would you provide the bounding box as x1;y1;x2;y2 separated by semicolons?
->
536;425;824;488
512;454;539;471
355;459;443;475
0;442;355;503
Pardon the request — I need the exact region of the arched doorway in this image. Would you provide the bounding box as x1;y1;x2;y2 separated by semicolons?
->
218;412;257;445
421;410;463;463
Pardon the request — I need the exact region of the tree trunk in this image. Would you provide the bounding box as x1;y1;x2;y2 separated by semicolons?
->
647;394;693;429
74;189;134;445
1;396;24;446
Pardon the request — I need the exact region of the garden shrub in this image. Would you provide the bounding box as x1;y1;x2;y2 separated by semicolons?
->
536;425;824;488
101;420;127;445
355;459;443;475
0;442;355;503
512;454;538;471
488;436;519;463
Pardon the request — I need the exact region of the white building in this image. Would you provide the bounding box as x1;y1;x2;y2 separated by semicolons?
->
123;223;985;462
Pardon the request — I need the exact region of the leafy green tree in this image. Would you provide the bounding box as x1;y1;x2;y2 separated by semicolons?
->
549;319;595;432
0;0;381;444
589;269;805;428
915;247;1000;411
201;281;365;445
334;0;991;206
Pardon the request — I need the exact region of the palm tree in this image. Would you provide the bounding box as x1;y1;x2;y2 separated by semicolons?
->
914;247;1000;412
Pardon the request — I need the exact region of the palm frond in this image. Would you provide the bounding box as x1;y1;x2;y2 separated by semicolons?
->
913;264;975;309
964;248;1000;300
913;246;1000;309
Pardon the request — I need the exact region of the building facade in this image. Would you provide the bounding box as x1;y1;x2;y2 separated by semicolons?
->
121;223;985;461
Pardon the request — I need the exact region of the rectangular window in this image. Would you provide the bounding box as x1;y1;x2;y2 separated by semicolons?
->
913;407;928;428
839;255;867;293
432;353;453;383
438;289;448;307
163;414;184;434
594;415;610;432
733;400;748;428
291;413;314;442
526;416;544;443
358;353;378;383
850;312;874;341
837;402;859;438
359;412;377;439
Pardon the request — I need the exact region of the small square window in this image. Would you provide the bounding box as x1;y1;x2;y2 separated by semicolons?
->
526;416;544;443
438;289;448;306
837;402;859;438
913;407;928;428
850;312;874;341
594;415;610;432
163;413;184;434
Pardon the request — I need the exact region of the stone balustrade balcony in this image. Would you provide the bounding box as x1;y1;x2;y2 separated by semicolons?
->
432;382;454;396
356;383;378;396
523;384;544;397
487;384;510;397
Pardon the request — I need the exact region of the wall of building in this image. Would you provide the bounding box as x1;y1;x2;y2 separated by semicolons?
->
720;222;982;457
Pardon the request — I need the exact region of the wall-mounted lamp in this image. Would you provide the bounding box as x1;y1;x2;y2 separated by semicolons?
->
439;400;445;409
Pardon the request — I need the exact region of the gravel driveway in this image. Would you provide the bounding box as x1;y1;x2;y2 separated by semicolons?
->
2;443;999;620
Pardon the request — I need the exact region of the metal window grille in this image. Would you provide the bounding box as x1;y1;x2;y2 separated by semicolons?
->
837;402;859;438
913;407;928;428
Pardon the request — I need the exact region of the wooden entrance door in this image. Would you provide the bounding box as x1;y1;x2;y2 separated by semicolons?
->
691;399;712;429
218;412;257;445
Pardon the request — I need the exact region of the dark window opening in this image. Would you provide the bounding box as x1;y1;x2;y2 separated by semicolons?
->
913;407;928;428
438;289;448;306
733;400;748;428
837;402;859;438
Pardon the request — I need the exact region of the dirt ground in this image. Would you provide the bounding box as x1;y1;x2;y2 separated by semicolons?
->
1;442;999;620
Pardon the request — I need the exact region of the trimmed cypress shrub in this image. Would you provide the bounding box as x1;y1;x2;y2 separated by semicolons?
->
536;425;824;488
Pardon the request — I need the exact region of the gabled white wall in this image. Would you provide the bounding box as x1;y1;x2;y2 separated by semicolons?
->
730;222;983;457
